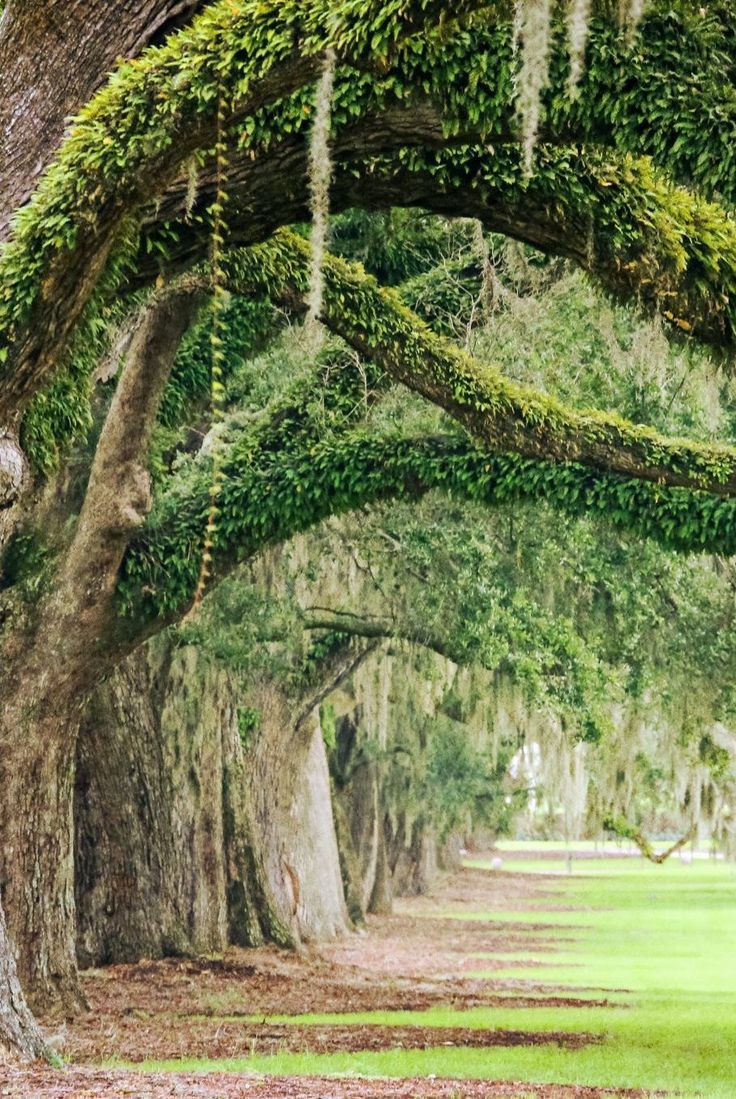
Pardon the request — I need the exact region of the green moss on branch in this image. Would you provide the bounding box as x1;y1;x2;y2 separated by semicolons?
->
227;229;736;497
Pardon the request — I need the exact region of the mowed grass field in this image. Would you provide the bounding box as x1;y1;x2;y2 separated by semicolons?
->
130;845;736;1096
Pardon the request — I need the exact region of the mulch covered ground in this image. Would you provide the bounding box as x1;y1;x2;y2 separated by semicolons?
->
0;1066;656;1098
5;856;642;1098
0;1066;657;1098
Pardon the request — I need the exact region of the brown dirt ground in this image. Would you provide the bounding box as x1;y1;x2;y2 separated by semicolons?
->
5;858;643;1098
0;1067;656;1098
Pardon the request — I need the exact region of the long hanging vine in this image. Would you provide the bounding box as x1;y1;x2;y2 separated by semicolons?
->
192;93;230;609
305;49;337;347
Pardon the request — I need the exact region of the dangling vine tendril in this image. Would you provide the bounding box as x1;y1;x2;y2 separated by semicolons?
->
193;93;229;609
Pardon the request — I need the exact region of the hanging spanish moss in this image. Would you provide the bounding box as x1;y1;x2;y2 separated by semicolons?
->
473;220;498;319
514;0;553;175
305;49;337;347
566;0;592;96
184;155;200;219
623;0;647;31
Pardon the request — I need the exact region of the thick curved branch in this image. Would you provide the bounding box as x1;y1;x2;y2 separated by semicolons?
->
604;817;697;863
118;418;736;655
4;0;736;434
0;0;486;422
228;230;736;499
137;136;736;354
303;609;461;665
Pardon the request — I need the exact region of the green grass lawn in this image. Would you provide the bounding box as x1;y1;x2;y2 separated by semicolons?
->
127;845;736;1096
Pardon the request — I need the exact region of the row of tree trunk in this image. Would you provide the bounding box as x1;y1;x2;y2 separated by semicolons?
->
71;632;452;976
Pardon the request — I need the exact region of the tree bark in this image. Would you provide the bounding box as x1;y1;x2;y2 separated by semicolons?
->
0;0;205;238
0;699;84;1013
0;901;48;1061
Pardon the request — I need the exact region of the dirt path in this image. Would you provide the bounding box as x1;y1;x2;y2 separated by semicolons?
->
5;858;639;1098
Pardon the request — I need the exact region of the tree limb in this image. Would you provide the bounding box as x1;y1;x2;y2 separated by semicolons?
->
28;278;205;694
228;230;736;499
604;817;698;864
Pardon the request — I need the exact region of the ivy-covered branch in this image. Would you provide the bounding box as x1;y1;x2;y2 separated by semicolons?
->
142;139;736;352
227;230;736;498
603;816;697;864
6;0;736;429
0;0;483;422
120;420;736;632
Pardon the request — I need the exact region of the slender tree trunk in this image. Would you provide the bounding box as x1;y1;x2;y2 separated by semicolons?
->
368;819;393;916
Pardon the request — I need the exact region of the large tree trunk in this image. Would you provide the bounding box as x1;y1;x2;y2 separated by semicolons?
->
0;902;48;1062
385;811;438;898
245;693;349;944
75;638;351;966
0;695;84;1013
76;641;260;964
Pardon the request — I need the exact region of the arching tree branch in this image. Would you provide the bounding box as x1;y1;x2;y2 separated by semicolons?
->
0;0;488;423
228;230;736;498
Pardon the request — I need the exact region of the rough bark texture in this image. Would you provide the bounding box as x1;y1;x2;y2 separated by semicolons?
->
0;0;205;238
0;704;84;1013
0;431;27;550
0;902;49;1062
75;637;351;966
246;692;349;944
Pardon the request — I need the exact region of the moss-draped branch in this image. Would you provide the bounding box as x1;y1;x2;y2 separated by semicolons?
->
142;142;736;351
226;230;736;498
4;0;736;427
120;422;736;627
